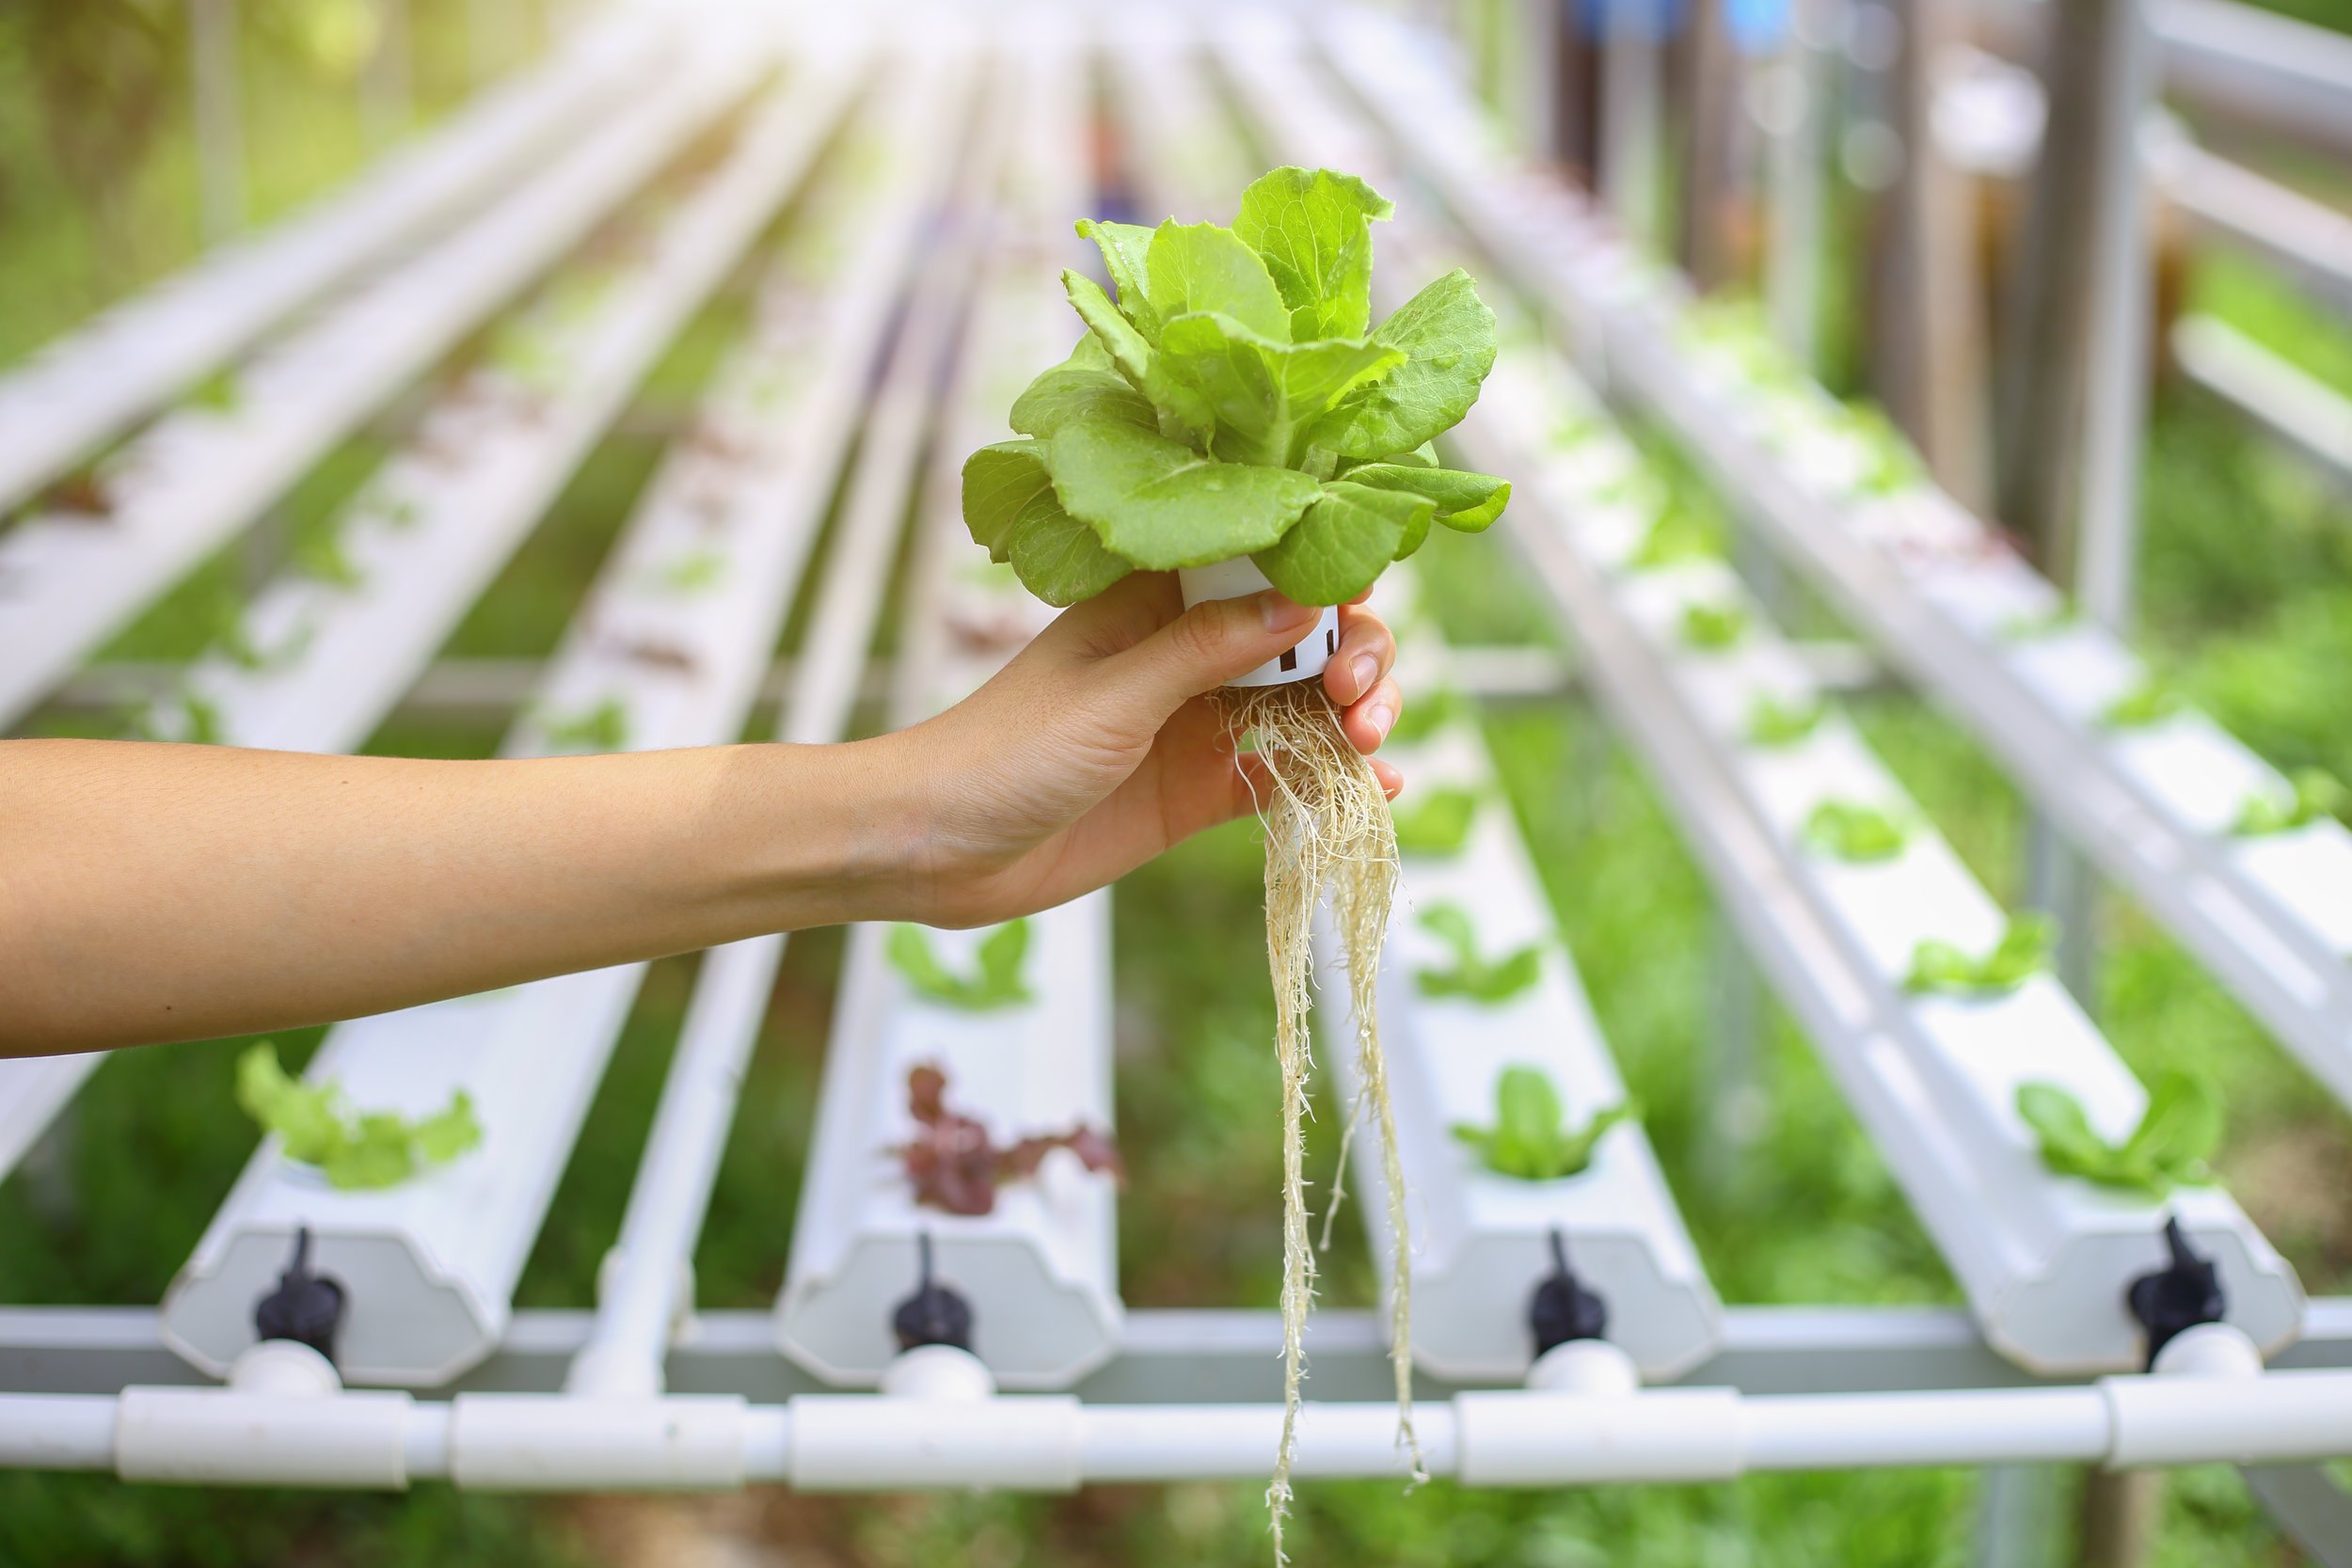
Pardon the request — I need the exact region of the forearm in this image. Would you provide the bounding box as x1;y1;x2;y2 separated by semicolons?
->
0;737;923;1054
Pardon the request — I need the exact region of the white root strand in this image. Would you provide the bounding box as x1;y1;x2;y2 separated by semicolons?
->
1218;682;1420;1565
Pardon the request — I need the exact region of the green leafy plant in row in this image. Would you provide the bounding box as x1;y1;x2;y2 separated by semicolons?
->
2014;1070;2218;1198
1452;1065;1638;1181
1679;599;1748;651
2233;767;2347;836
539;696;628;753
1745;692;1826;747
1415;903;1543;1004
886;919;1033;1011
1996;601;2076;643
1905;913;2058;997
1385;684;1464;746
1804;799;1911;862
2100;677;2185;730
961;166;1509;608
237;1042;482;1190
1627;506;1723;571
1391;785;1481;857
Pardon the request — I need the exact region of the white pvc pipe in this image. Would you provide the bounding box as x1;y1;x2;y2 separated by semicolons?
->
8;1370;2352;1487
0;1397;115;1469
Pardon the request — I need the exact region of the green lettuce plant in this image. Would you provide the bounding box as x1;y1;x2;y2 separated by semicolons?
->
2101;678;2185;730
1627;506;1724;571
237;1042;482;1190
539;697;628;753
1905;913;2058;997
1804;800;1911;862
1679;599;1748;651
886;920;1033;1011
1415;903;1542;1004
1745;692;1826;747
1391;785;1481;857
1451;1065;1637;1180
2232;767;2347;836
1386;685;1464;746
961;166;1508;607
2014;1070;2219;1197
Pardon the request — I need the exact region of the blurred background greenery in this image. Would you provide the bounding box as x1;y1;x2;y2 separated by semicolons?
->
3;1;2351;1563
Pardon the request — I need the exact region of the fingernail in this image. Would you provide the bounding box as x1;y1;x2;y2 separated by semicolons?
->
1349;654;1378;699
1363;701;1395;740
1258;591;1315;631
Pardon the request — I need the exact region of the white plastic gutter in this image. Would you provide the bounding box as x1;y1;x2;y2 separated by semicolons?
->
564;36;994;1401
0;29;764;730
0;14;658;515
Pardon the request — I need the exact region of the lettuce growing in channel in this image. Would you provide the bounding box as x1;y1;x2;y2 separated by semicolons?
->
960;166;1508;1553
1452;1066;1638;1182
237;1042;481;1190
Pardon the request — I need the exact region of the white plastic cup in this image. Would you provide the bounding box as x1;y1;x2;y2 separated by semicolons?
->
1176;557;1342;689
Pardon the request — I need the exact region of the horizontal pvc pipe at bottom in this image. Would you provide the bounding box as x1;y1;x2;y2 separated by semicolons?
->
8;1371;2352;1488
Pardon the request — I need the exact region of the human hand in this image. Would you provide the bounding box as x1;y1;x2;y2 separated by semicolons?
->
882;573;1404;927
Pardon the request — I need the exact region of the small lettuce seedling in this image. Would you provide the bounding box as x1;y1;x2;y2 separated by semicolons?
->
1451;1065;1637;1181
652;547;728;594
1996;602;2076;643
1678;599;1748;651
237;1042;482;1190
1386;685;1464;747
1745;692;1826;747
1391;786;1480;857
1804;800;1910;862
2232;768;2347;836
2014;1070;2219;1197
2100;678;2185;730
894;1064;1121;1216
886;920;1034;1011
1415;903;1542;1004
187;366;242;414
1906;912;2058;997
292;527;363;590
1627;507;1723;571
1840;402;1921;498
540;697;628;753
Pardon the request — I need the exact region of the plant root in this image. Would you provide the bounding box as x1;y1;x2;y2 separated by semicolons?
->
1216;680;1421;1565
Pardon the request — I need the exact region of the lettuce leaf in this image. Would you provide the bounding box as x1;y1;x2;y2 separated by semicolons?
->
1046;413;1321;570
1233;166;1392;341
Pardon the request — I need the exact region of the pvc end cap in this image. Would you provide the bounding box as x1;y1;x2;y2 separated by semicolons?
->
1528;1338;1640;1398
880;1343;996;1401
227;1338;342;1398
2149;1322;2263;1381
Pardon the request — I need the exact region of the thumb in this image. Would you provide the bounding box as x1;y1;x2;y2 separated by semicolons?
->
1095;588;1322;717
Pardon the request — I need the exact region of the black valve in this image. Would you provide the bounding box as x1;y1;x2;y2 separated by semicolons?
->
891;1232;974;1353
2125;1215;2226;1370
254;1226;347;1363
1528;1227;1610;1357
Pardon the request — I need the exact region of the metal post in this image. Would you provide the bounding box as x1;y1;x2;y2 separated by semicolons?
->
2074;0;2157;633
189;0;245;243
1603;0;1663;245
1972;1464;2068;1568
1699;911;1763;1199
1765;0;1831;371
466;0;521;86
362;0;416;150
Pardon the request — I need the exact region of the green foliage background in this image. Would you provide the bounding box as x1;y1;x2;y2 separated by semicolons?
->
3;1;2351;1563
